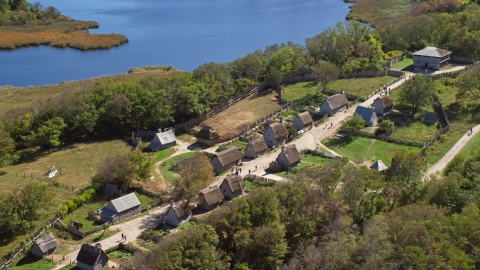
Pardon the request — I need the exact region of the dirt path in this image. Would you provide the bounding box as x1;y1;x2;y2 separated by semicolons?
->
426;125;480;176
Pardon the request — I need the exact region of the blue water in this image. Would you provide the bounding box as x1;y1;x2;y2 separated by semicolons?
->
0;0;350;87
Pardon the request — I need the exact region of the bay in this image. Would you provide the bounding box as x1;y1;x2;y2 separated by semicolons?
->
0;0;350;87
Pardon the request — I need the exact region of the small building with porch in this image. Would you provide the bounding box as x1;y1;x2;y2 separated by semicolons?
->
31;232;58;258
372;95;393;116
166;200;192;227
412;47;452;71
220;174;245;199
355;106;378;127
276;144;301;171
264;122;289;148
320;94;349;116
293;111;314;131
198;186;224;211
148;129;177;151
76;243;109;270
99;193;141;224
211;146;243;175
245;137;268;159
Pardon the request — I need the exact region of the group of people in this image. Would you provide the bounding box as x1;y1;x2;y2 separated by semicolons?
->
230;165;258;176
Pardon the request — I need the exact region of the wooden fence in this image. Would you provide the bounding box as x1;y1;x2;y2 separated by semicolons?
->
244;174;278;185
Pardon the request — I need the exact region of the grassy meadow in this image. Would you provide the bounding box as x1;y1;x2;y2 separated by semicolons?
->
390;58;413;71
0;20;127;50
346;0;413;27
391;123;438;144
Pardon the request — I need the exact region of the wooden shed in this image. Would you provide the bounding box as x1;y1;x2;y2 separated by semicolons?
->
31;233;58;258
355;106;378;126
76;243;109;270
148;129;177;151
99;193;141;224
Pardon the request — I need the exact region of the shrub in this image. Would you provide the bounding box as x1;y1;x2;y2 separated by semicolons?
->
66;200;77;212
341;114;365;131
59;204;68;216
376;120;395;135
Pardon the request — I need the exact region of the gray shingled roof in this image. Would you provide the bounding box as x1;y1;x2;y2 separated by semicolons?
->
214;147;243;167
296;111;313;125
355;106;376;122
249;138;268;153
370;160;388;172
412;47;451;58
223;175;245;192
199;186;224;206
148;129;176;150
34;233;58;253
107;193;141;213
269;123;288;139
325;94;348;111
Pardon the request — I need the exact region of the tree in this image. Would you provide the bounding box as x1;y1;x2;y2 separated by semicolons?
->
311;61;338;93
457;64;480;118
172;151;214;202
341;114;365;131
399;74;435;115
35;117;66;148
0;131;18;168
376;120;395;135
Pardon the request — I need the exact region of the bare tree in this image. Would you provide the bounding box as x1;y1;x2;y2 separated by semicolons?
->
311;61;339;93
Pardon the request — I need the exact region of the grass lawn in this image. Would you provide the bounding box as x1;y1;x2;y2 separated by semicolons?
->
216;140;248;155
148;147;176;164
274;154;335;178
390;59;413;71
323;136;422;165
391;123;438;143
159;152;197;182
282;76;397;102
176;132;197;144
459;131;480;160
108;249;133;265
8;254;55;270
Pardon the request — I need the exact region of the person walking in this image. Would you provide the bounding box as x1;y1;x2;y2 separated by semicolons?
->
255;165;257;171
470;127;473;135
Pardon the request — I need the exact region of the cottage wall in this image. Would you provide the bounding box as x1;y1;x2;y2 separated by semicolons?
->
111;206;141;224
331;105;347;116
77;261;95;270
165;207;191;227
373;99;385;116
219;181;244;199
277;153;290;170
320;101;331;116
199;199;220;211
158;141;176;151
367;114;378;126
293;118;311;131
245;145;257;159
413;55;450;70
31;244;45;258
211;157;237;175
96;253;109;270
263;127;277;148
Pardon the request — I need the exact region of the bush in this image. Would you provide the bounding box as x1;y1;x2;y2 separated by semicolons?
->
376;120;395;135
66;200;77;212
59;204;68;216
341;114;365;131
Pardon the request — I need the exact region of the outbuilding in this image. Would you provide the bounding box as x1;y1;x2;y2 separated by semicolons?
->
355;106;378;126
372;95;393;116
148;129;177;151
245;137;268;159
370;160;388;172
276;144;301;171
99;193;141;224
220;174;245;199
293;111;314;131
31;233;58;258
211;146;243;175
264;122;289;148
198;186;224;211
320;94;349;116
76;243;109;270
166;200;192;227
412;46;452;71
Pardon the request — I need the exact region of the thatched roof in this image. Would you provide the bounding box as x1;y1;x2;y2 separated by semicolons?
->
375;95;393;109
197;126;220;140
412;47;451;58
223;175;245;192
296;111;313;125
214;147;242;166
269;123;288;139
107;193;141;213
282;144;301;165
76;244;107;266
370;160;388;172
325;94;348;111
199;186;224;206
171;200;192;219
249;138;268;153
34;233;58;253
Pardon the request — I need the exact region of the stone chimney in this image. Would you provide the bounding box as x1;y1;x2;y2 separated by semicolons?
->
158;128;162;133
281;146;286;154
341;89;345;95
280;117;285;125
95;243;101;254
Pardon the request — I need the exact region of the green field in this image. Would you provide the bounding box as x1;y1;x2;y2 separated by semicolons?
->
282;76;397;102
390;59;413;71
159;152;197;182
460;132;480;160
148;147;176;164
274;154;335;177
323;136;422;165
9;254;55;270
391;123;438;143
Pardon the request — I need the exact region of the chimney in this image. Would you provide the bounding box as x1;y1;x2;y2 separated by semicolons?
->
280;117;285;125
170;200;175;208
95;243;101;254
158;128;162;133
341;89;345;95
281;146;286;153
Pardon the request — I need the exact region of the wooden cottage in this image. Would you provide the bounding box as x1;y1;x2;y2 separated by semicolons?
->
99;193;141;223
31;233;58;258
355;106;378;127
166;200;192;227
220;174;245;199
245;137;268;159
276;144;301;171
211;146;243;175
424;112;438;125
148;129;177;151
372;95;393;116
293;111;314;131
102;184;118;198
320;94;349;116
412;47;451;70
198;185;224;211
264;122;288;148
76;243;109;270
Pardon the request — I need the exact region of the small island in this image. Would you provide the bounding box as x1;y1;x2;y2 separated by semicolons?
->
0;0;128;50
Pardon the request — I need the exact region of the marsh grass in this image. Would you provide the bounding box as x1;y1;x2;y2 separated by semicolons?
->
0;21;128;50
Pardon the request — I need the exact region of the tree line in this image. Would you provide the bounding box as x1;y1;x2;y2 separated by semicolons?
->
0;0;62;26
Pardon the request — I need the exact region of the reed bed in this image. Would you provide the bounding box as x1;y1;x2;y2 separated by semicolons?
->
0;20;128;50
